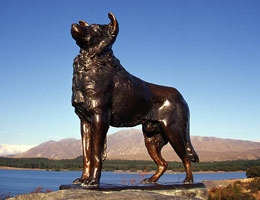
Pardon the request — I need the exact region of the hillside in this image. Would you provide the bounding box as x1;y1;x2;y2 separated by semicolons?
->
15;138;81;159
15;129;260;161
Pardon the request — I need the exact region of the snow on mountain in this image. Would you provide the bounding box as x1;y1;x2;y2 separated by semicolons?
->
0;144;36;156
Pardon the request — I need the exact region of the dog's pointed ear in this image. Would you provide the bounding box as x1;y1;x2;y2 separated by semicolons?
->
108;13;119;36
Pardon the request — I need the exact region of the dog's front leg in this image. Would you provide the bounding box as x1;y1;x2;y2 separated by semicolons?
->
73;119;92;185
88;111;109;186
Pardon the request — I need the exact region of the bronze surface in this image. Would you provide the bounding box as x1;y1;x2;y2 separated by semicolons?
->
71;13;199;187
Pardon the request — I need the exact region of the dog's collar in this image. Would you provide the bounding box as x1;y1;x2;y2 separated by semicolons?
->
80;48;115;63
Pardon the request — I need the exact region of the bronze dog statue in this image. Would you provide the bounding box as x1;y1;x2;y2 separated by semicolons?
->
71;13;199;186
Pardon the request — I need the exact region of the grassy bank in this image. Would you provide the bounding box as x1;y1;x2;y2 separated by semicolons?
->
207;178;260;200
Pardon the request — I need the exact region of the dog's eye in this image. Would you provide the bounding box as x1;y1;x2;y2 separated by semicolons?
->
93;28;100;33
91;25;101;33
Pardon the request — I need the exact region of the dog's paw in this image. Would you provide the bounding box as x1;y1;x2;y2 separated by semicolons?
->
183;177;194;184
81;179;99;188
72;178;84;185
140;178;157;184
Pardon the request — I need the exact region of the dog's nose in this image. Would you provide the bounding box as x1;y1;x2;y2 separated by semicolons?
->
71;24;79;32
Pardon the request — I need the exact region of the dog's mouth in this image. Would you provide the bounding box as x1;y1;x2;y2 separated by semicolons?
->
72;20;89;32
71;20;91;40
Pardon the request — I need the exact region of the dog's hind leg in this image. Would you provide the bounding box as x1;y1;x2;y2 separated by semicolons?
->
141;127;168;183
161;123;194;184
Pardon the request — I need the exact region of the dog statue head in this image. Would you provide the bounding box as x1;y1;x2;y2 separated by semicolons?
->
71;13;119;57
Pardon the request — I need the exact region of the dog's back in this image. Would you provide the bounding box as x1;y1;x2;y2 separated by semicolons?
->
109;61;187;128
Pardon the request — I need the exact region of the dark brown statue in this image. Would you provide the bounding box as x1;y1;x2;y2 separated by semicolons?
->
71;13;199;187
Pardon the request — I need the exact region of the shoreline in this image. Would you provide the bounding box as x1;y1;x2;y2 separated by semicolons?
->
0;166;245;174
113;170;245;174
0;166;47;171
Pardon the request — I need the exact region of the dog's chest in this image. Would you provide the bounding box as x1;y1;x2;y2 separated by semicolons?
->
74;55;107;90
72;54;111;109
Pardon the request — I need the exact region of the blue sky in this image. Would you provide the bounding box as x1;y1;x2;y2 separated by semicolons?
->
0;1;259;145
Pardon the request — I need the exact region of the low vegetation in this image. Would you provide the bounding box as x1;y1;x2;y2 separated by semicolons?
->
30;187;52;194
208;178;260;200
0;193;11;200
246;166;260;178
0;157;260;172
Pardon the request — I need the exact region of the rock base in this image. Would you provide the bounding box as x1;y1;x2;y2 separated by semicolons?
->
59;182;208;200
9;182;208;200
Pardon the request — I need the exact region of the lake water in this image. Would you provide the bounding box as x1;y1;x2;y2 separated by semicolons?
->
0;169;246;197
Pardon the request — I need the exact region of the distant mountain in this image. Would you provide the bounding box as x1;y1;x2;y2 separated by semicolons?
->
14;129;260;162
15;138;81;159
0;144;36;156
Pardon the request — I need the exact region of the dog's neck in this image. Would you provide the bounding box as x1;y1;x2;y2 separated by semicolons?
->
80;40;114;58
78;48;122;70
80;48;113;57
80;48;117;63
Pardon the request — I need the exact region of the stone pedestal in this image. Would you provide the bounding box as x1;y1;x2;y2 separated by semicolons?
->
59;182;209;200
9;183;208;200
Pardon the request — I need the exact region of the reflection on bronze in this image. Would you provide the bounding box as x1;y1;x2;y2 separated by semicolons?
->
71;13;199;187
78;20;89;27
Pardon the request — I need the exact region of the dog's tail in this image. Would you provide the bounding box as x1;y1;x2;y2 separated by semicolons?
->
102;137;107;162
185;119;199;163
